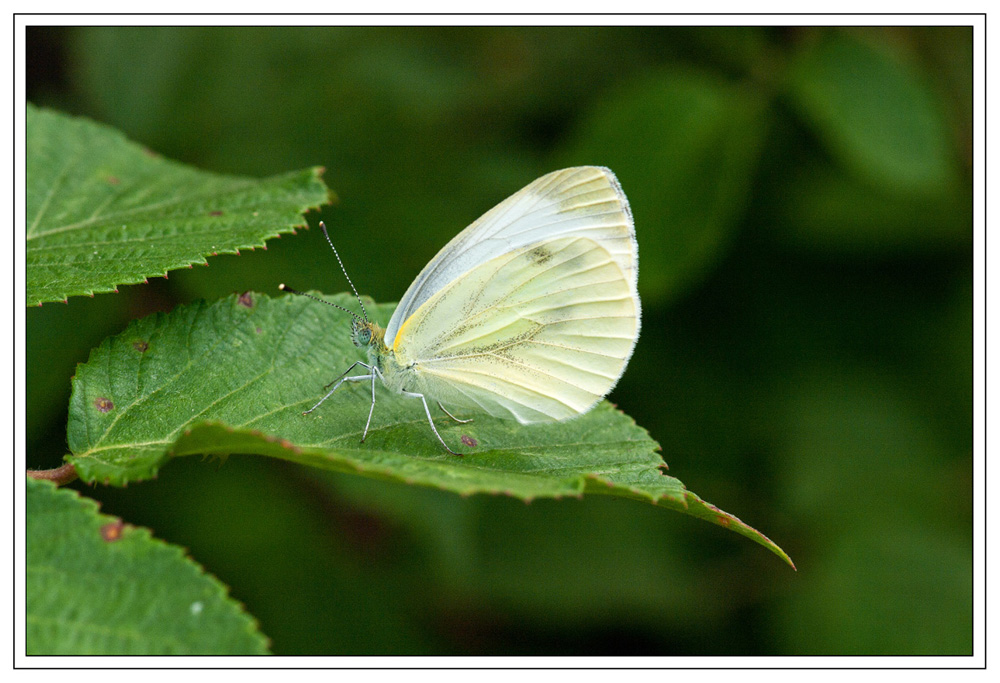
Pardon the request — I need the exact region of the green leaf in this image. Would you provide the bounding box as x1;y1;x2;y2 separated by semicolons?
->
25;103;330;306
26;477;269;654
773;160;971;254
64;293;792;567
559;68;769;305
773;368;972;653
785;33;958;195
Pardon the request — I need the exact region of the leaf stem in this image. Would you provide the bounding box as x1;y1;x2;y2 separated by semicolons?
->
27;462;78;486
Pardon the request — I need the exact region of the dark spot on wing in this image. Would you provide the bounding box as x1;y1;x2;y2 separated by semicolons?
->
528;245;553;265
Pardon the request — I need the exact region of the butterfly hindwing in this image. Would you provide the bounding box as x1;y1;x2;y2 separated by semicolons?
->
390;236;638;423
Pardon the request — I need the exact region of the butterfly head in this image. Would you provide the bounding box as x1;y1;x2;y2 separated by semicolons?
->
351;318;385;352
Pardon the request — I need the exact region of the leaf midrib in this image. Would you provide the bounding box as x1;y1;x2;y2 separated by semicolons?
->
27;176;262;241
26;140;85;238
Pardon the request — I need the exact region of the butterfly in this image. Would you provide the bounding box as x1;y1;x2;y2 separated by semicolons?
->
281;166;640;454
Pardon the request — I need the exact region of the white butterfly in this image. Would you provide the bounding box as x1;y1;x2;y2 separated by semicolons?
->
281;166;641;454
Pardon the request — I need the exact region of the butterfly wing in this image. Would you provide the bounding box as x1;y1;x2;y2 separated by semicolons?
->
384;166;637;349
391;235;639;423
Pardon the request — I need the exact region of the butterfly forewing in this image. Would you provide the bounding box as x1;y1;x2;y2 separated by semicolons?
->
384;166;637;349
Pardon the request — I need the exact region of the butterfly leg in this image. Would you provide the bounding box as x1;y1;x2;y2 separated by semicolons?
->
303;361;374;415
322;360;370;391
437;401;473;424
401;390;462;456
360;368;378;443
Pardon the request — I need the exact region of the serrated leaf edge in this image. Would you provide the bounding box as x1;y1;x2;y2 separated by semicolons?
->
26;478;272;653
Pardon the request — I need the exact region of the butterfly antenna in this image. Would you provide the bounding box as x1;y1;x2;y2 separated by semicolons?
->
320;221;369;323
278;284;362;321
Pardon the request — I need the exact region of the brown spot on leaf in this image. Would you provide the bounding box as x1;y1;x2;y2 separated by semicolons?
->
106;175;120;185
133;340;149;353
94;397;114;413
461;435;478;448
209;210;223;216
278;439;301;453
238;291;254;308
715;515;731;528
100;519;125;542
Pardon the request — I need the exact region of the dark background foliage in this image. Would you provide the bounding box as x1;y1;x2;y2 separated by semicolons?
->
26;25;973;655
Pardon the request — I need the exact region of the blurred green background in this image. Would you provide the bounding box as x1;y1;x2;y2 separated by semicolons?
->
25;26;973;655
